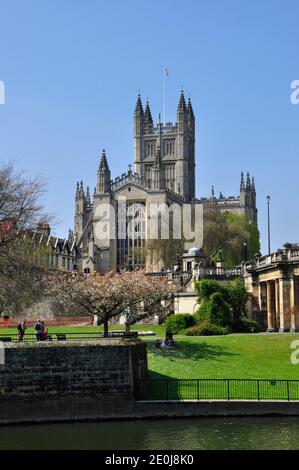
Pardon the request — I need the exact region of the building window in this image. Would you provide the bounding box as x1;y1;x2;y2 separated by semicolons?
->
163;140;175;156
117;202;146;270
145;165;152;187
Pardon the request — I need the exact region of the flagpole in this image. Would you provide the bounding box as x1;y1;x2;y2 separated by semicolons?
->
163;66;166;126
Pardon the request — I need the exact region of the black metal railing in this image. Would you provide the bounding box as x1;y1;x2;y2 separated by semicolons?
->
137;378;299;401
0;330;138;342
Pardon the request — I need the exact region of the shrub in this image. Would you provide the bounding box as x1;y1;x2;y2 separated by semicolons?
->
195;279;230;302
209;292;231;326
195;292;231;327
231;316;260;333
184;321;230;336
165;314;196;335
195;279;248;325
226;280;248;322
194;300;210;323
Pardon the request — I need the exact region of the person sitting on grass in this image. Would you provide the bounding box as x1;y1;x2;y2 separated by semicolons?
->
40;327;51;341
161;336;175;349
165;331;175;347
155;331;175;349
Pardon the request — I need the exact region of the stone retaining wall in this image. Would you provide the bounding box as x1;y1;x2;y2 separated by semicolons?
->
1;340;299;425
0;339;147;400
1;398;299;425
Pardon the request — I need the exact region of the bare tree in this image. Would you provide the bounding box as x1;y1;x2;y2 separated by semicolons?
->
0;164;53;315
0;164;51;248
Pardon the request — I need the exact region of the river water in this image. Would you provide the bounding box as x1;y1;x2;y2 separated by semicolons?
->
1;417;299;450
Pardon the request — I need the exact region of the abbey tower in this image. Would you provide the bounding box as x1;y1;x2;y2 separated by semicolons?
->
134;91;195;200
74;91;257;274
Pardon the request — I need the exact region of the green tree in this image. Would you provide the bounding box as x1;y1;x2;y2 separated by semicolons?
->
146;238;184;271
226;279;248;322
203;209;260;266
195;279;248;327
196;279;230;302
209;292;231;326
223;212;260;266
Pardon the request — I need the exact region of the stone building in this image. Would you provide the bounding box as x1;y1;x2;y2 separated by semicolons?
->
25;223;78;272
199;170;257;225
172;247;244;315
244;244;299;332
155;244;299;332
74;92;257;274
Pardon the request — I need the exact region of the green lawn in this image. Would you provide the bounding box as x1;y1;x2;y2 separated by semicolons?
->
1;323;299;381
0;324;165;336
143;333;299;380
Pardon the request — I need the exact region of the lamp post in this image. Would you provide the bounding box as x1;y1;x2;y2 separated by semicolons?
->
266;195;271;255
243;240;248;262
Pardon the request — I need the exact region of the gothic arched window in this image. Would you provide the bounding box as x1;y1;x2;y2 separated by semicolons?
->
117;202;146;269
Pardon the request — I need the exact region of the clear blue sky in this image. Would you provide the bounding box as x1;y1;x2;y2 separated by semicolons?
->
0;0;298;254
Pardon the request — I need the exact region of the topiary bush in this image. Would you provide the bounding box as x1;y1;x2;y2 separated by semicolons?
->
195;279;250;328
226;280;249;322
195;279;230;302
231;316;260;333
165;313;196;335
184;321;230;336
194;300;210;323
195;292;231;327
209;292;231;326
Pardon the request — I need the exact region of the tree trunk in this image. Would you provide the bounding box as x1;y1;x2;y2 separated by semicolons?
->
103;317;109;338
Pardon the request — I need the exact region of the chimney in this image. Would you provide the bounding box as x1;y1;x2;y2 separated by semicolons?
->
37;223;51;236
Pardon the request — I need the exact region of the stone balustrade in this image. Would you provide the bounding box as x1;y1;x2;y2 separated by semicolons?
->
111;171;150;191
248;244;299;270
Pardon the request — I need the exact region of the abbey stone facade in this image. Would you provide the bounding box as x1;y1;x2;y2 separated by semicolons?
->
74;92;258;274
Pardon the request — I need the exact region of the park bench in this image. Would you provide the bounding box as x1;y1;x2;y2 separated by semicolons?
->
123;331;138;338
55;333;66;341
109;331;138;339
0;336;12;342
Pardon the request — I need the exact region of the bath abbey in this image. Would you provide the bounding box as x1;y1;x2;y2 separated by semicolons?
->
73;92;258;273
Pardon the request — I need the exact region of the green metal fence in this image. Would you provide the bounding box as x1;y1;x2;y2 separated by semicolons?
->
137;379;299;401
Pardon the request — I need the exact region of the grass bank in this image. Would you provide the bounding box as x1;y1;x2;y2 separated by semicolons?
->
1;324;298;380
144;333;299;380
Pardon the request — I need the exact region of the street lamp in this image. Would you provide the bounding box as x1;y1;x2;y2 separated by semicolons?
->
243;240;248;262
266;195;271;255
